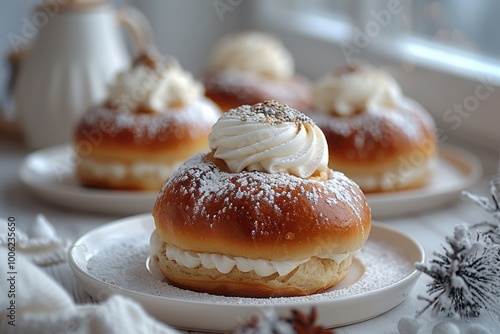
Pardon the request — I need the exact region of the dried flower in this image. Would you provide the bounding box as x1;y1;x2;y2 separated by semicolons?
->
289;308;332;334
462;175;500;243
232;308;333;334
462;175;500;217
416;224;500;318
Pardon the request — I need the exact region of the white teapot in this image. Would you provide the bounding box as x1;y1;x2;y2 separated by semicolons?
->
13;0;153;150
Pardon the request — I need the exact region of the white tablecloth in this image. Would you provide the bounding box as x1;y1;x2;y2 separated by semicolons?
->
1;134;499;333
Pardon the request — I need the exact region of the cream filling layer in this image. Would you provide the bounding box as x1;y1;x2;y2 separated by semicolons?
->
79;159;181;182
149;230;353;277
351;157;436;191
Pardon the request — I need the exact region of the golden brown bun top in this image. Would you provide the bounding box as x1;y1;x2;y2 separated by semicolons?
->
153;153;371;261
74;99;221;150
311;98;437;164
202;71;313;112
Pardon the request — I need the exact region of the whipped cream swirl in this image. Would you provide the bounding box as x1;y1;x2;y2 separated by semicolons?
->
108;58;203;113
208;101;329;179
313;65;403;116
209;31;294;79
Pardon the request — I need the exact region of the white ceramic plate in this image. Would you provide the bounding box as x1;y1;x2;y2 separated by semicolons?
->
68;214;424;332
367;144;482;218
18;145;157;215
19;144;479;217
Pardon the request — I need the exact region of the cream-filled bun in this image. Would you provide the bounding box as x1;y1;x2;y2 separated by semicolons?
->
202;31;313;112
151;100;371;297
74;49;221;191
310;64;438;193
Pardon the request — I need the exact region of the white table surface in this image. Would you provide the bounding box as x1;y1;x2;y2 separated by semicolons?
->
1;134;499;334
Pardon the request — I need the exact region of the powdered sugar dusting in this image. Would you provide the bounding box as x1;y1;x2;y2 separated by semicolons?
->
225;100;312;125
86;230;415;304
158;153;366;223
311;98;434;151
203;71;312;109
78;99;220;143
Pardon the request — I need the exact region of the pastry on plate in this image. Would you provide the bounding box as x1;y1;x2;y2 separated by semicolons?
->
150;100;371;297
310;64;437;193
202;31;313;112
74;49;221;191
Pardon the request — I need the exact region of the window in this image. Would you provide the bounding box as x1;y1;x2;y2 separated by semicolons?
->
411;1;500;59
254;0;500;78
252;0;500;149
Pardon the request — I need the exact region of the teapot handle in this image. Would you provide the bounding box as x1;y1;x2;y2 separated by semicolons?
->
116;6;155;52
6;48;27;95
0;48;26;136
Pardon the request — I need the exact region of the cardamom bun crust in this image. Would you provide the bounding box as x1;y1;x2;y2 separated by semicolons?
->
74;99;221;190
153;153;371;261
311;99;437;193
203;71;313;112
152;152;371;297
